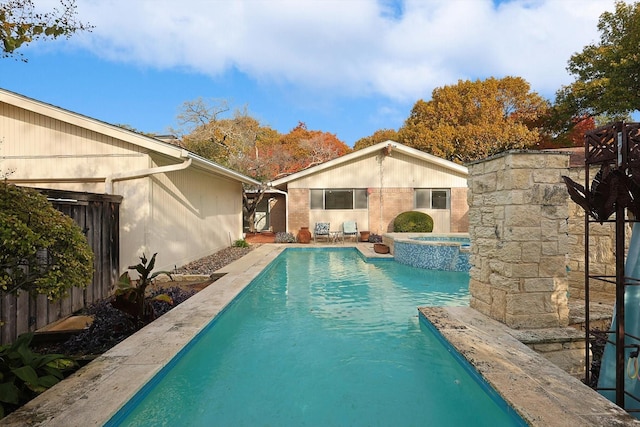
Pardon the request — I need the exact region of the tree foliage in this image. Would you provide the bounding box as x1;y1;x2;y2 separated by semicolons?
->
397;77;549;163
271;122;350;179
175;98;279;181
0;0;92;60
353;129;399;151
0;183;94;300
175;99;350;232
554;1;640;124
175;99;350;181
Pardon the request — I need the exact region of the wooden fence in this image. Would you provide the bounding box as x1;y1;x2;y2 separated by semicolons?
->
0;188;122;344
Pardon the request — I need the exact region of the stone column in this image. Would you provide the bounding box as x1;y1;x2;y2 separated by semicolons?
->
467;151;570;329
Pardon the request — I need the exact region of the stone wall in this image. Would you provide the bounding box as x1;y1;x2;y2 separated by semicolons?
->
565;166;625;304
467;151;570;329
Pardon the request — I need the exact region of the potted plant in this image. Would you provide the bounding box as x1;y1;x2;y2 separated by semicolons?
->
359;231;370;242
373;243;390;254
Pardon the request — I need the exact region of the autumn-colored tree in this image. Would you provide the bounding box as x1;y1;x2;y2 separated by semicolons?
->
535;115;596;149
1;0;92;60
174;98;281;232
174;98;279;180
397;77;549;163
175;102;349;231
271;122;350;178
353;129;399;151
554;1;640;127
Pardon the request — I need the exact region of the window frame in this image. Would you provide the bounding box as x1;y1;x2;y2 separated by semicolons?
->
414;188;451;210
310;189;368;210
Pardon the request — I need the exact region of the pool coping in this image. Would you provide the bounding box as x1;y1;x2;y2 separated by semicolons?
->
419;306;640;426
1;244;637;426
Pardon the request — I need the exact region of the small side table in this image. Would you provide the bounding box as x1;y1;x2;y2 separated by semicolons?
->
330;231;343;243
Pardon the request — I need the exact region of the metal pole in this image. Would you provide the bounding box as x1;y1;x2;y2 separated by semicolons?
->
616;201;626;407
615;124;626;407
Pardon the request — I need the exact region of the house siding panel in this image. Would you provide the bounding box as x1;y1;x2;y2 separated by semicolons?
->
281;144;468;235
1;95;248;278
147;162;244;271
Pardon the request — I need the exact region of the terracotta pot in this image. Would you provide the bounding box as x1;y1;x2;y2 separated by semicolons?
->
297;227;311;244
374;243;390;254
359;231;370;242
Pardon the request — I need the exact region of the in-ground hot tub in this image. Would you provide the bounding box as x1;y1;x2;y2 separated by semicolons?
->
384;233;471;272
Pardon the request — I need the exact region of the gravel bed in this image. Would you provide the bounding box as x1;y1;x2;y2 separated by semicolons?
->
173;246;255;276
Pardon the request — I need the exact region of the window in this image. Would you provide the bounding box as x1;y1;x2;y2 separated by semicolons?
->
414;189;450;209
310;189;368;210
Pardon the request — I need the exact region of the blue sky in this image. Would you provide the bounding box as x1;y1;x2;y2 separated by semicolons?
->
0;0;622;147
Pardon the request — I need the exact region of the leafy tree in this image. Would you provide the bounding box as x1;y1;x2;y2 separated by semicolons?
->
554;1;640;125
1;0;92;60
176;99;351;232
272;122;350;178
174;98;281;233
398;76;549;163
535;114;596;149
0;183;94;300
353;129;399;150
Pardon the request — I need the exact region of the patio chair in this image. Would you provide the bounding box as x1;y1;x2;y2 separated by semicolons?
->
313;222;330;242
342;221;358;242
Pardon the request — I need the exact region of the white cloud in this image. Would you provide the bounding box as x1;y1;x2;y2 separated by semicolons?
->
70;0;617;101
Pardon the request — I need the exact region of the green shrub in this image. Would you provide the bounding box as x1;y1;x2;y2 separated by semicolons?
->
0;183;94;300
233;239;249;248
393;211;434;232
0;333;76;418
113;253;172;322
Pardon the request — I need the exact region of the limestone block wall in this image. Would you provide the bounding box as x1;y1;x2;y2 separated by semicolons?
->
565;166;626;304
467;151;570;329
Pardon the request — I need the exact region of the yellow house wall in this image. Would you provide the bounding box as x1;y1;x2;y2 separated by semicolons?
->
285;150;468;234
1;101;244;275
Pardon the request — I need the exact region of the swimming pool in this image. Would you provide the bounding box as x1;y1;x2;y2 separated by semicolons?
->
107;248;525;426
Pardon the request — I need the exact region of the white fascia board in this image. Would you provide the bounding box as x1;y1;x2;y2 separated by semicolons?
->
269;140;467;187
0;88;261;186
0;88;182;158
186;153;262;186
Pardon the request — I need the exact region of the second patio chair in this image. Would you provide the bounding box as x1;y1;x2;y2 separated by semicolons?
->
342;221;358;242
313;222;330;242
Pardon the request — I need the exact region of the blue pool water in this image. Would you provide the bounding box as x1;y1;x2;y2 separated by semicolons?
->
107;248;525;426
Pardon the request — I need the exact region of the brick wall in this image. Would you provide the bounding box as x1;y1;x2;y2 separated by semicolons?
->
286;186;469;235
367;188;414;233
450;187;469;232
288;188;309;235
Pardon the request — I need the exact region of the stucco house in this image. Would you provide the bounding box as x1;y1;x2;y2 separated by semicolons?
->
268;141;469;237
0;88;260;273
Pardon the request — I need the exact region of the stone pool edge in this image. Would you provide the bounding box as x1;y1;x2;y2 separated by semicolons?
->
0;244;289;427
419;306;640;426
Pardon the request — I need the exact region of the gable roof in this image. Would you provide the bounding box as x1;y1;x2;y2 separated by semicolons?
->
0;88;261;186
268;140;468;187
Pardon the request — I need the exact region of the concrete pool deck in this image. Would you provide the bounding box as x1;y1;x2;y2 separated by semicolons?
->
2;243;638;426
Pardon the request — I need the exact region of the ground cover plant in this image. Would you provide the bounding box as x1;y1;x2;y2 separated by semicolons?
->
274;232;296;243
0;333;76;418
